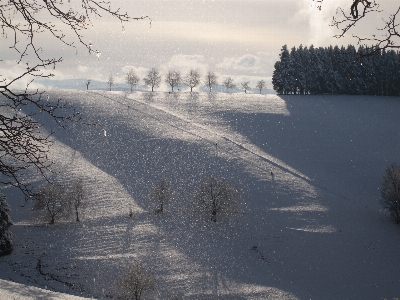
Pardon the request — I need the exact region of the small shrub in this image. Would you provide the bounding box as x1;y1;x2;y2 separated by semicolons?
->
192;175;241;222
115;262;155;300
380;163;400;224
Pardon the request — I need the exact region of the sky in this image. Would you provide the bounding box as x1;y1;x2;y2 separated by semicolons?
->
1;0;399;91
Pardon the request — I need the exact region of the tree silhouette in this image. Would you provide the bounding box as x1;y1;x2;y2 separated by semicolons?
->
0;1;149;198
315;0;399;53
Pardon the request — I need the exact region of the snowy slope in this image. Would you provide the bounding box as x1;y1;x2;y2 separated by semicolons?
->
1;91;399;299
0;279;90;300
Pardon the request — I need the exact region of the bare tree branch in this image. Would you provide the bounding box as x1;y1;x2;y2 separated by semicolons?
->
0;1;149;198
315;0;399;53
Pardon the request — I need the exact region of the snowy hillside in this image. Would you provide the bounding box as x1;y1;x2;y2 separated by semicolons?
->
1;91;399;299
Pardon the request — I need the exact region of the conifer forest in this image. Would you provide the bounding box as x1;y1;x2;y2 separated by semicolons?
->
272;44;400;96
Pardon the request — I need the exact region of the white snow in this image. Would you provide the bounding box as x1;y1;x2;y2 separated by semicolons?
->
1;91;399;299
0;279;89;300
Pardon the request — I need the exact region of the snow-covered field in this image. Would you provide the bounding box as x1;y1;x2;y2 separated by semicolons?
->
1;91;399;299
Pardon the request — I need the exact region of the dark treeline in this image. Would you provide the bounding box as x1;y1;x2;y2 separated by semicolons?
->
272;44;400;96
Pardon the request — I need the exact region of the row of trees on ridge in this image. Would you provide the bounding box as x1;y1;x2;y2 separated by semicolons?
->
102;69;267;93
272;44;400;96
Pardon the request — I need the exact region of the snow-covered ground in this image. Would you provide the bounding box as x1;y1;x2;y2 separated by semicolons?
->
1;91;399;299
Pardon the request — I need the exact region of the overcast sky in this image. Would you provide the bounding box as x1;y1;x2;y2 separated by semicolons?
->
2;0;399;91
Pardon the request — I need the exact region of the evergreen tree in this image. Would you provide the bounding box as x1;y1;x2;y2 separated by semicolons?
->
0;189;13;256
322;46;337;94
331;45;345;93
307;45;322;94
272;61;284;94
272;43;400;96
279;45;291;94
361;46;378;95
297;45;311;94
385;50;399;96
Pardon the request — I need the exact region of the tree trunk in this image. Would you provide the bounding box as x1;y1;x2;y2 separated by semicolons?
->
75;207;80;222
211;209;217;222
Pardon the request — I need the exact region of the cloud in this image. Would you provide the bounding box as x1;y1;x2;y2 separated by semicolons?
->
216;52;277;75
293;0;350;46
294;0;400;48
0;60;49;90
217;54;260;71
160;54;209;74
77;65;88;73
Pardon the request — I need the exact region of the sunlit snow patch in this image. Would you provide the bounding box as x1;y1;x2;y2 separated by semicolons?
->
288;225;337;233
269;204;328;212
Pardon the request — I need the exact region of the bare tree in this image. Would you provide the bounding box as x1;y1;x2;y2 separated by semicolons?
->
107;74;115;91
144;68;161;92
381;163;400;224
205;71;218;93
1;1;149;93
184;70;201;92
193;176;241;222
86;79;91;90
115;262;155;300
315;0;399;53
0;94;80;198
68;179;86;222
241;81;250;93
256;79;266;94
223;77;236;92
165;70;182;92
126;69;140;92
0;1;149;198
149;178;174;214
33;182;69;225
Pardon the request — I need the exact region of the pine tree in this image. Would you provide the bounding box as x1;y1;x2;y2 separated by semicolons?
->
331;45;345;94
272;61;284;94
322;46;336;94
307;45;322;94
276;45;291;94
272;43;400;96
296;45;310;94
0;189;13;256
385;50;399;96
